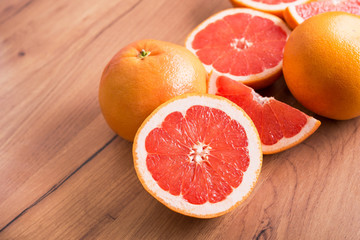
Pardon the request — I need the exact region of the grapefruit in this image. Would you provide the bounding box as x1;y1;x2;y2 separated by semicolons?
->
99;39;207;141
230;0;311;17
210;74;321;154
185;8;291;90
133;93;262;218
283;12;360;120
284;0;360;29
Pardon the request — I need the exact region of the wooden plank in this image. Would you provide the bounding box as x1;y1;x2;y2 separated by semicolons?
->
0;0;230;231
1;114;359;239
0;0;152;227
0;0;359;239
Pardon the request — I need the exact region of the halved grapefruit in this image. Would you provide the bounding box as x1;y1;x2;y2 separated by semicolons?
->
209;74;321;154
185;8;291;90
284;0;360;29
230;0;311;17
133;94;262;218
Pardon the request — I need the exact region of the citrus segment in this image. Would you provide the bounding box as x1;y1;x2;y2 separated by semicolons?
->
210;75;320;154
230;0;311;17
284;0;360;29
186;8;291;89
133;94;262;218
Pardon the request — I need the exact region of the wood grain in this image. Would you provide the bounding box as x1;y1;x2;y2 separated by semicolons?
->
0;0;359;239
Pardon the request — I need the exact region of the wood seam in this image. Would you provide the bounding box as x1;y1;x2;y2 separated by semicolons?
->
0;135;117;232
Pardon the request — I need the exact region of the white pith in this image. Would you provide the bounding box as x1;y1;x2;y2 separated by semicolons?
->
252;90;269;105
234;0;310;11
230;37;254;51
332;0;343;5
287;5;305;25
134;94;262;217
262;116;319;153
189;142;211;163
185;8;291;85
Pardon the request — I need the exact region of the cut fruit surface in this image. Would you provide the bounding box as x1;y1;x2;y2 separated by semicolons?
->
230;0;311;17
185;8;291;90
210;75;321;154
133;93;262;218
284;0;360;29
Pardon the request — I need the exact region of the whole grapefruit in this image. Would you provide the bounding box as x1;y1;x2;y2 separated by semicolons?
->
283;12;360;120
99;39;207;141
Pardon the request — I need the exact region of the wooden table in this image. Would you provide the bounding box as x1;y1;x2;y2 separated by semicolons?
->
1;0;359;239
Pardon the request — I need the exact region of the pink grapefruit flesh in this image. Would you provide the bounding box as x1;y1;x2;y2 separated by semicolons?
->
212;75;321;154
133;94;262;218
284;0;360;29
186;8;291;89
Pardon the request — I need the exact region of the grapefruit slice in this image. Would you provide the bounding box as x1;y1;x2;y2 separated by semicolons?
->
133;94;262;218
284;0;360;29
185;8;291;90
230;0;311;17
210;74;321;154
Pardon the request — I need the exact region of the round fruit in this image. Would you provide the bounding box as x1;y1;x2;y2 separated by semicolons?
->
230;0;311;18
284;0;360;29
283;12;360;120
99;39;207;141
185;8;291;90
133;93;262;218
210;74;320;154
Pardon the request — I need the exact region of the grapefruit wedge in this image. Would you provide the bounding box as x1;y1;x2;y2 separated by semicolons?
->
284;0;360;29
133;94;262;218
185;8;291;90
210;75;321;154
230;0;311;18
